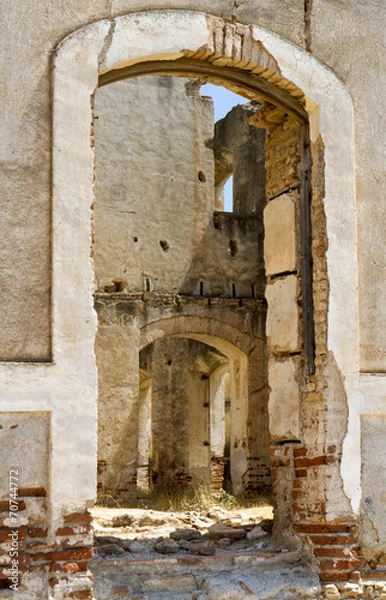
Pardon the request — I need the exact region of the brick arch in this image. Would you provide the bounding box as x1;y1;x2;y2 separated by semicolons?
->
98;13;308;122
139;314;254;359
52;9;316;369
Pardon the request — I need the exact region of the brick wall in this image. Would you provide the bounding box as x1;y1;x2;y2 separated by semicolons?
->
260;112;362;582
0;492;94;599
244;457;271;493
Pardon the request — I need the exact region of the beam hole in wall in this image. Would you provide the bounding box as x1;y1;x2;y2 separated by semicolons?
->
213;215;223;230
159;240;169;252
228;239;239;257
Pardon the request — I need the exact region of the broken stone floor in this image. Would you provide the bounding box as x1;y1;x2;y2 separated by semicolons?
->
90;506;386;599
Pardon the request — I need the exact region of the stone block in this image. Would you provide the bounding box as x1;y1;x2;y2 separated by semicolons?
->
266;274;300;352
268;358;300;442
208;522;247;540
264;194;296;277
140;573;197;593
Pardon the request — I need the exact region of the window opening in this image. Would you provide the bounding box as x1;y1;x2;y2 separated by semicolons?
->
202;83;246;213
224;175;233;212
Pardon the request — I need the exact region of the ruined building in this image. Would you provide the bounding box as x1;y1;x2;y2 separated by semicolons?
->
94;75;270;500
1;3;386;599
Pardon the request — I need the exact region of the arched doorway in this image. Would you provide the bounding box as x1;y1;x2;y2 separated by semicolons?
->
50;12;358;593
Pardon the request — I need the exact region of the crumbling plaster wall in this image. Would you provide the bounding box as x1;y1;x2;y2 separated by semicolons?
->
94;76;264;299
95;292;268;500
94;76;215;295
0;3;385;595
0;0;327;360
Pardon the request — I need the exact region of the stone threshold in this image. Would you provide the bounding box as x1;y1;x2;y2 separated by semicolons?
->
91;546;305;573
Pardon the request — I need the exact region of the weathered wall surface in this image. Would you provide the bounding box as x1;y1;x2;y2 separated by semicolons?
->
1;2;386;596
0;0;307;360
95;292;268;499
0;1;108;361
140;337;222;490
94;76;215;295
94;76;264;298
310;1;386;372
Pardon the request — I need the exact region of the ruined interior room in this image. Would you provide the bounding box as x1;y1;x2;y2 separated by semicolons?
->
2;7;385;599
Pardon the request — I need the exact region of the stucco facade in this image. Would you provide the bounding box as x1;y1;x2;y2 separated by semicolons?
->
1;2;386;598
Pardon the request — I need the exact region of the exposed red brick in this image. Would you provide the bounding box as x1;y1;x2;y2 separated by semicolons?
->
294;455;327;468
64;512;93;526
113;585;130;595
293;447;307;458
63;560;89;573
16;553;31;566
308;534;358;546
0;528;27;541
55;525;92;537
0;500;26;512
314;547;357;558
319;571;352;583
48;562;63;573
294;522;358;534
28;527;47;538
18;487;46;497
318;558;360;571
63;562;80;573
295;469;307;478
67;591;93;599
32;547;94;563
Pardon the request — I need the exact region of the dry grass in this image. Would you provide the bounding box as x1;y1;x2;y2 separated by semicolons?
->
97;486;272;513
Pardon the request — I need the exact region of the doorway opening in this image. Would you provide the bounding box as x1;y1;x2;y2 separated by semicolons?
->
93;73;273;516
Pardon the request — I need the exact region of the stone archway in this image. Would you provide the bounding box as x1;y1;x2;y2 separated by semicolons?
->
95;293;269;501
50;11;358;591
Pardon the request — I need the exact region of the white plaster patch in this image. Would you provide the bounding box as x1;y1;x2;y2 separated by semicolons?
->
268;358;300;442
264;194;296;277
0;412;49;496
266;275;300;353
101;11;209;73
